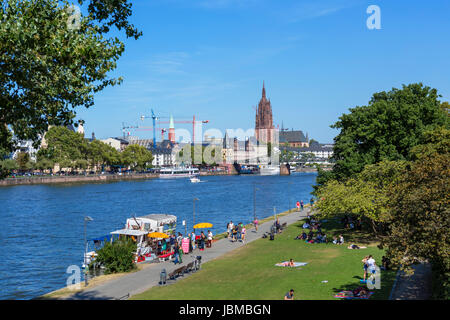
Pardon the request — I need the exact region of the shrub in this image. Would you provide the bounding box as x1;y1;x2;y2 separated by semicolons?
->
94;238;137;274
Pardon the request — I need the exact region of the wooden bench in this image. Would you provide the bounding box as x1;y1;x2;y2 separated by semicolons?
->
168;265;187;280
185;261;195;273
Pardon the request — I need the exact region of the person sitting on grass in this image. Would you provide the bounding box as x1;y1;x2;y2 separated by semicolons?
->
315;233;323;243
352;287;368;298
339;235;344;245
302;222;310;229
284;289;294;300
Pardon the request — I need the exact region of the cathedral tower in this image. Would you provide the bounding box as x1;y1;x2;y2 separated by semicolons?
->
255;81;274;144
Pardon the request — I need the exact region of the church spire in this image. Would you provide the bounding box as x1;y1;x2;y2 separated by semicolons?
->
262;81;266;99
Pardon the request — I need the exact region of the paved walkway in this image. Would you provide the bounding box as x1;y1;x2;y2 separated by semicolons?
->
65;207;312;300
389;262;432;300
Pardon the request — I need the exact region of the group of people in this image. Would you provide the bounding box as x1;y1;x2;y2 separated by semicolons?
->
168;230;213;264
332;235;345;245
295;230;327;243
294;218;328;243
341;215;362;230
227;221;247;243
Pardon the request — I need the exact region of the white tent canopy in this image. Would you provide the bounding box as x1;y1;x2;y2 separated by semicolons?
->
110;229;148;237
126;214;177;233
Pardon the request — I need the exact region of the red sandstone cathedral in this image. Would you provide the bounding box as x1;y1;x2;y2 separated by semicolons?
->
255;82;275;144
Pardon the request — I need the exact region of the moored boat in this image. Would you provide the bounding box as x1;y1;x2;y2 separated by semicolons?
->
259;165;280;176
159;166;199;179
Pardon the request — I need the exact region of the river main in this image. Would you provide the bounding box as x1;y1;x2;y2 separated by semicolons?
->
0;172;317;300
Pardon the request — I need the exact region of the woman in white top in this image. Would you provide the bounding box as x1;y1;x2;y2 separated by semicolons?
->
207;230;213;248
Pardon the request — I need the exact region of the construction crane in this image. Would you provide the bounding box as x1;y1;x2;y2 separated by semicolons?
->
157;115;209;143
140;109;159;147
121;122;139;139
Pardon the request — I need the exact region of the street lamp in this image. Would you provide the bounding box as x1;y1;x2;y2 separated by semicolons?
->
84;216;93;287
288;182;293;213
193;198;199;231
253;184;259;221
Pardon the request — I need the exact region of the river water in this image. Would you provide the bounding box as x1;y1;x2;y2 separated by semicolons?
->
0;172;317;300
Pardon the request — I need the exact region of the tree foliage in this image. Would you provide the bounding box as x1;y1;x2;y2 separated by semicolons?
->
330;83;448;181
1;0;140;151
120;144;153;170
315;160;407;235
383;128;449;299
94;238;137;274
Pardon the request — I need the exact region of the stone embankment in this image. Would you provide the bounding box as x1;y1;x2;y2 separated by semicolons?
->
0;173;158;186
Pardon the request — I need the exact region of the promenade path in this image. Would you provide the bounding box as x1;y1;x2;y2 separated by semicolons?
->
389;262;432;300
64;207;313;300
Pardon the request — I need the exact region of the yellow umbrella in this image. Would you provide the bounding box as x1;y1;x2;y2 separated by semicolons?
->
147;232;169;239
193;223;213;229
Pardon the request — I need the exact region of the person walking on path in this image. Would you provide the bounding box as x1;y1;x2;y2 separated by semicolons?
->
296;201;300;212
190;232;196;251
227;221;234;239
253;217;259;232
199;231;206;251
232;225;238;242
300;200;304;211
207;230;213;248
241;226;246;243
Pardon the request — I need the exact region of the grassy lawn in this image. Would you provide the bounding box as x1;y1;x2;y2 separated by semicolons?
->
132;218;396;300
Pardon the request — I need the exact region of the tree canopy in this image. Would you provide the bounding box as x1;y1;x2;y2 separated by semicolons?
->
383;128;449;299
0;0;140;151
330;83;448;181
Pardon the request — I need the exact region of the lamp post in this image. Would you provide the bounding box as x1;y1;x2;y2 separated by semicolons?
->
84;216;93;287
193;198;199;231
253;184;259;221
288;181;293;213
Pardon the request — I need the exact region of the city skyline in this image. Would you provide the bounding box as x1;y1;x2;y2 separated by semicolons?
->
75;0;450;143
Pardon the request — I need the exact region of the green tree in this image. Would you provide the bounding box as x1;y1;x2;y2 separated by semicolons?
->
16;152;33;172
383;128;449;299
330;83;448;181
35;158;54;173
0;158;18;174
121;144;153;171
87;139;120;171
39;126;87;168
0;0;141;151
315;160;407;235
94;238;137;274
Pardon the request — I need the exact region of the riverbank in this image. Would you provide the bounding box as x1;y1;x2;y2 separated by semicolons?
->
39;205;396;300
39;206;309;300
133;214;396;300
0;173;159;186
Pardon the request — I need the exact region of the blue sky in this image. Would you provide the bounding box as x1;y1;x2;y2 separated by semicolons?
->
76;0;450;143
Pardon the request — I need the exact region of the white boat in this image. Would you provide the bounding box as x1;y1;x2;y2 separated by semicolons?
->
190;176;201;183
83;214;177;268
159;166;199;179
259;165;280;176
